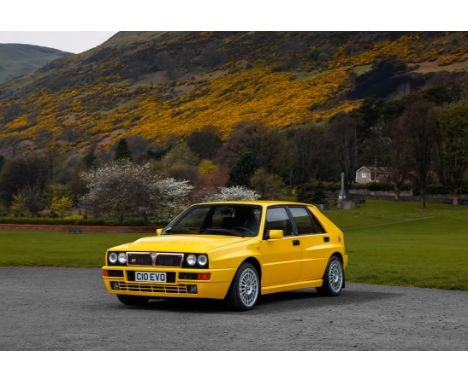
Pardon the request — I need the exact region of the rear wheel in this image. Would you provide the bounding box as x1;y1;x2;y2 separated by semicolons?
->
117;295;149;306
316;255;344;296
226;262;260;311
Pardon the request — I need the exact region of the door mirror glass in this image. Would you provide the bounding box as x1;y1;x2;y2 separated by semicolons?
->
268;229;284;240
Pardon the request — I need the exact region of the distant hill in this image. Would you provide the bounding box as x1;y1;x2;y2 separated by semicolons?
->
0;32;466;156
0;44;70;84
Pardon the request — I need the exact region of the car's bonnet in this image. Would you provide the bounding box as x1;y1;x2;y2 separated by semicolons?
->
115;234;251;253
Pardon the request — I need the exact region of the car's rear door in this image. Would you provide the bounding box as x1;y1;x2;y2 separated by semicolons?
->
287;206;330;281
260;206;303;288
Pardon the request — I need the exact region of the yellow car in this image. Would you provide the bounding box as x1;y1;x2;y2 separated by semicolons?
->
102;201;347;310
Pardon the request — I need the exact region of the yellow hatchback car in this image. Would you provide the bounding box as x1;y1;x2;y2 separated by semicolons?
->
102;201;347;310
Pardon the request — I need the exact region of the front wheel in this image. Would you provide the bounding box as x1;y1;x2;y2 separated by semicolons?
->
117;294;149;306
226;262;260;311
316;255;344;296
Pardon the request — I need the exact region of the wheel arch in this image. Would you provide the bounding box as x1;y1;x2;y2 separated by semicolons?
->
331;251;344;264
242;256;262;281
330;251;345;288
224;256;262;306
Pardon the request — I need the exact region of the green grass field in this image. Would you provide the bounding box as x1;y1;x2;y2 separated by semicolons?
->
326;201;468;290
0;200;467;290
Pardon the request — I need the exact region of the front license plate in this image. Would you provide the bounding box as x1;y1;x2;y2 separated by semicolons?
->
135;271;167;283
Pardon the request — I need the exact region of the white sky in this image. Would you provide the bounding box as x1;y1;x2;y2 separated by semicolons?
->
0;32;117;53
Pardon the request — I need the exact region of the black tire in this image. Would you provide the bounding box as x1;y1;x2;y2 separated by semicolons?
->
117;294;149;306
316;255;344;297
226;262;260;311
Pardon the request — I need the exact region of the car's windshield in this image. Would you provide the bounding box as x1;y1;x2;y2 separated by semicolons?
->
163;204;262;237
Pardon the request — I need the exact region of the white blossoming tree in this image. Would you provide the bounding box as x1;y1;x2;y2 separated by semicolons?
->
204;186;260;202
153;177;193;221
81;161;192;223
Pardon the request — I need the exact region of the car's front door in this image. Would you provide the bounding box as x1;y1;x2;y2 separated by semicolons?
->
288;206;330;281
260;206;303;288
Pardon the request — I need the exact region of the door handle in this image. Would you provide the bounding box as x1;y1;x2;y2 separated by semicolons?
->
292;239;300;246
323;236;330;242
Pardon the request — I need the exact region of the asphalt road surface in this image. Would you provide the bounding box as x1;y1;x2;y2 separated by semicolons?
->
1;267;467;350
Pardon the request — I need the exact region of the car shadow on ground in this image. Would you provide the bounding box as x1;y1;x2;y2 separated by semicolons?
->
109;288;401;314
254;288;400;312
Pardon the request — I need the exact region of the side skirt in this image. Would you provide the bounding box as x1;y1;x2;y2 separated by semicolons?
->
261;279;323;295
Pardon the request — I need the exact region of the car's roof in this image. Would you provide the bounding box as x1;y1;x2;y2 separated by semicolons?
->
193;200;313;207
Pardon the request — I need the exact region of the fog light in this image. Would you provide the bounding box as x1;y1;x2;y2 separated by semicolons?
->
187;285;197;294
110;281;120;290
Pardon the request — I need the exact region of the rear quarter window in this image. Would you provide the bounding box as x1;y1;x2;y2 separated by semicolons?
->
289;206;326;234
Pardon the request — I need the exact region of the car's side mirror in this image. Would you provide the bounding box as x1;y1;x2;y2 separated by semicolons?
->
268;229;284;240
155;228;163;236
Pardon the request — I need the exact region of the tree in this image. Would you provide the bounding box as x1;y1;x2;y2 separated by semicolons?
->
13;185;46;216
114;138;132;161
198;160;218;175
389;119;413;201
50;195;74;217
218;122;292;177
159;141;199;170
228;152;258;186
167;164;199;184
249;168;287;199
399;99;437;209
0;155;50;207
296;181;327;204
198;165;229;195
435;100;468;205
204;186;259;201
81;161;192;223
217;122;263;166
329;113;359;196
10;193;28;217
187;126;222;159
47;184;74;216
289;125;335;184
83;152;97;168
153;177;193;221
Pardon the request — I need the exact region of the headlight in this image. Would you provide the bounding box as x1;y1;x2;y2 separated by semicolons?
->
108;252;118;264
118;252;127;264
186;254;197;267
197;254;208;267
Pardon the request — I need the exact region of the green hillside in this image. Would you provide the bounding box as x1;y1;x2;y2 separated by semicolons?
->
0;32;466;156
0;43;70;84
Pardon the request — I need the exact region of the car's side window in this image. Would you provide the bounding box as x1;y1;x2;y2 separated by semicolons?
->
265;207;294;237
289;206;326;235
308;209;326;233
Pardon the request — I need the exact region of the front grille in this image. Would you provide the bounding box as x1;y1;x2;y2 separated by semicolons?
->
127;252;184;267
155;254;183;267
117;281;188;294
127;253;152;266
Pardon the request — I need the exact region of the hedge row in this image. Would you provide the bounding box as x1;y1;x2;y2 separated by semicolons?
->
0;217;169;226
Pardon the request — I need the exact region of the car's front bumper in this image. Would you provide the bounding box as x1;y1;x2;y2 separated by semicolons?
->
102;266;236;300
